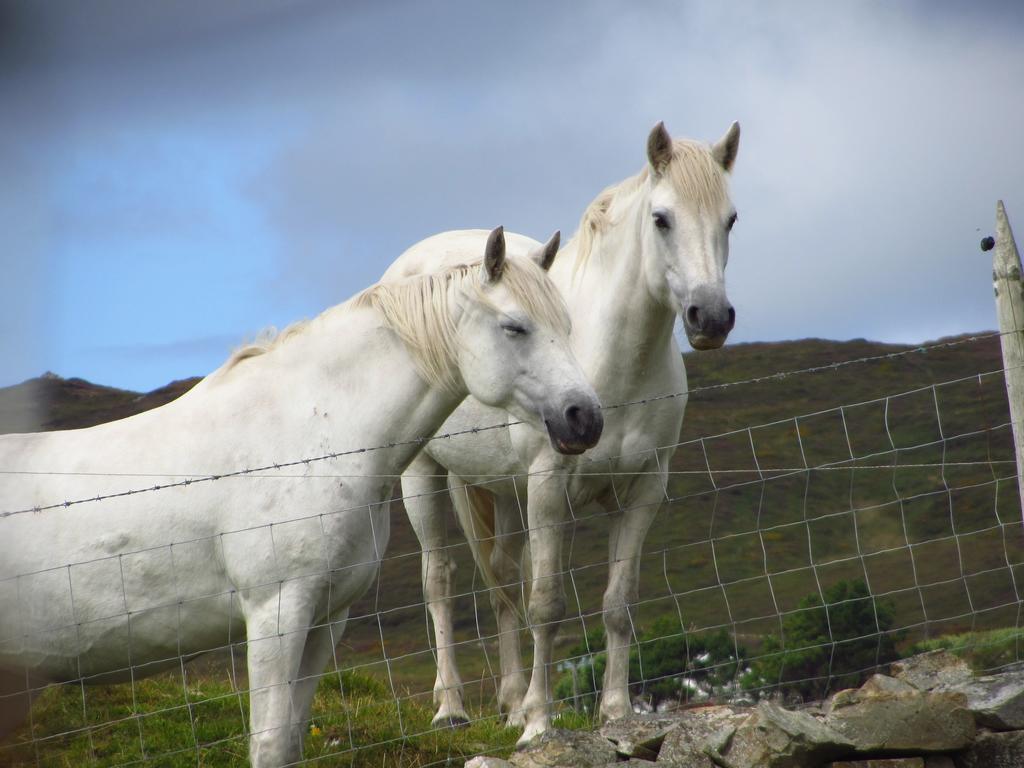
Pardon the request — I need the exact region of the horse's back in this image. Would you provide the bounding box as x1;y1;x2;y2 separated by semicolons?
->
0;392;243;666
382;229;542;281
0;330;399;685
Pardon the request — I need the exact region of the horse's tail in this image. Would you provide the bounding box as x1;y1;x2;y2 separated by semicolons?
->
451;482;525;622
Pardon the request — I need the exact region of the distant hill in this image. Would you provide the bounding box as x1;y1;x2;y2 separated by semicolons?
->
1;334;1002;436
0;373;201;434
2;333;1013;701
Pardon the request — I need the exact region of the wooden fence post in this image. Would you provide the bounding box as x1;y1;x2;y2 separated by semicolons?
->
993;201;1024;521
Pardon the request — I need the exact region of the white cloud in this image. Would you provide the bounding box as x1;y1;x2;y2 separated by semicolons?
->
2;0;1023;388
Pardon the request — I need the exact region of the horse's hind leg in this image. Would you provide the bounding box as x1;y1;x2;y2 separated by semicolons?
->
446;476;529;725
488;495;528;726
402;452;468;727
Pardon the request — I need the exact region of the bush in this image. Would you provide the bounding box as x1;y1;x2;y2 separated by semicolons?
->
554;619;746;712
907;628;1024;672
743;579;899;701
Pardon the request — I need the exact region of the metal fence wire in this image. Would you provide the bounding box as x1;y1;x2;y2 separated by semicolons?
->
2;331;1023;766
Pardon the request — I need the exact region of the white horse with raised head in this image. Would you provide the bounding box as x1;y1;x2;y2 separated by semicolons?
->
0;228;602;767
383;122;740;743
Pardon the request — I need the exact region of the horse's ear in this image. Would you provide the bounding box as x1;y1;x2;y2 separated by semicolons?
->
482;226;506;283
647;121;673;175
528;230;560;271
712;121;740;173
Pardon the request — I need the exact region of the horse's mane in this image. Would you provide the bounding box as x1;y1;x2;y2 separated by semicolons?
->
218;323;312;373
571;138;730;273
354;256;569;392
214;256;569;394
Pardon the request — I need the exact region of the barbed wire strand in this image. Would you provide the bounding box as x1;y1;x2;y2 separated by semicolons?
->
3;330;1024;764
0;331;1008;517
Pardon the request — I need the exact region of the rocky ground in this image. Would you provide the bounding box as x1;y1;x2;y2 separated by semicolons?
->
466;650;1024;768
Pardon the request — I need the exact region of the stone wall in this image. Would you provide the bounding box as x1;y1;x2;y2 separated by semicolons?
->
467;651;1024;768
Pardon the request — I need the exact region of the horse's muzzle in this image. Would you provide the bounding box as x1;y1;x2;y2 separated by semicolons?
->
545;394;604;455
683;287;735;351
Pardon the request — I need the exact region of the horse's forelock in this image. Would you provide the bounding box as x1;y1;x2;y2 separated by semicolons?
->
570;138;729;273
660;139;730;213
476;255;571;337
355;257;569;393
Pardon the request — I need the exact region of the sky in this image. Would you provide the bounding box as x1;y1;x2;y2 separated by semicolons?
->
2;0;1023;393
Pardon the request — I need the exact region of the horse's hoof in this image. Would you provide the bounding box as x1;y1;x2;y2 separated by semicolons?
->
516;719;550;748
438;715;470;729
502;713;526;729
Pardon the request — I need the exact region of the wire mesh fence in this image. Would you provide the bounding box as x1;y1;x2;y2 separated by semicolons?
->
2;332;1022;766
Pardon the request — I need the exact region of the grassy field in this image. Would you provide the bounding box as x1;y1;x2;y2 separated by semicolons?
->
1;664;535;767
339;333;1020;685
3;332;1022;764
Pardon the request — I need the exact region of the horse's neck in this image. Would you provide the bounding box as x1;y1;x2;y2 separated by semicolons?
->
337;309;465;467
251;309;462;473
552;199;678;391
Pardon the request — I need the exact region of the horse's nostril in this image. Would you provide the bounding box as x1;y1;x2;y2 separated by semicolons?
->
686;306;700;328
565;405;582;429
727;306;736;330
564;402;602;444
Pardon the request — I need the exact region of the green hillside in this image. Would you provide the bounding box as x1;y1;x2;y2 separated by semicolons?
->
356;332;1020;707
2;333;1016;708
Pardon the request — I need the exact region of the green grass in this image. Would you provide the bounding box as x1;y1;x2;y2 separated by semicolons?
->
907;627;1024;673
2;668;530;767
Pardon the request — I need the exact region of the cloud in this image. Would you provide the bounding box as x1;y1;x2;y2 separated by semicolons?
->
2;1;1023;389
91;333;241;360
245;1;1024;345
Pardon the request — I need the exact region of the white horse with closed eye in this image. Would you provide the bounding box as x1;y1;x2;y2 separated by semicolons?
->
383;122;740;743
0;228;602;767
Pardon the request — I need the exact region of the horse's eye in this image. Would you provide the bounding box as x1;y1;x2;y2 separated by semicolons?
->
501;323;527;337
727;212;738;231
653;211;671;231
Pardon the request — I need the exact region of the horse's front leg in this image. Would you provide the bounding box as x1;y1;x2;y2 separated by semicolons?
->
599;473;664;722
518;468;570;746
242;585;321;768
289;609;350;757
403;452;469;727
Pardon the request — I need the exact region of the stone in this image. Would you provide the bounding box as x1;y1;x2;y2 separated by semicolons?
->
891;651;1024;730
599;714;680;760
465;758;514;768
714;701;855;768
828;760;925;768
861;674;919;696
952;729;1024;768
829;675;917;711
825;677;974;753
656;705;750;766
943;670;1024;731
890;651;973;691
509;728;617;768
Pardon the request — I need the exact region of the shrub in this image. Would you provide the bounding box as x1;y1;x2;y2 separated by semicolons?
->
743;579;899;701
554;619;746;712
